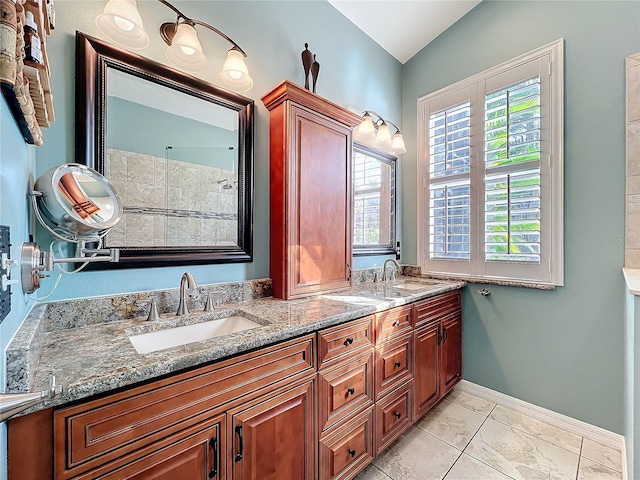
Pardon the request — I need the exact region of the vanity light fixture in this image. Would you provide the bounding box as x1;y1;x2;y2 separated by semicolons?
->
354;111;407;155
21;164;123;294
96;0;150;49
95;0;254;92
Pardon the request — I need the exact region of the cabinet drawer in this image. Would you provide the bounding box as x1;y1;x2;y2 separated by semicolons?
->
375;305;412;343
318;351;374;432
414;291;461;327
54;334;315;479
318;316;374;369
319;406;374;480
72;414;225;480
375;382;412;455
375;333;412;401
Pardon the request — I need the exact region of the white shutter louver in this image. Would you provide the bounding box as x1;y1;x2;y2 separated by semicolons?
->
428;102;471;261
484;76;541;264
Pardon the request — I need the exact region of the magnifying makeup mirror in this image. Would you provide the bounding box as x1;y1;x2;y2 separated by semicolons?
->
21;164;123;294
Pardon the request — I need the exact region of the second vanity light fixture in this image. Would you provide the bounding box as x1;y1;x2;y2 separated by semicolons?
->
96;0;254;92
354;111;407;155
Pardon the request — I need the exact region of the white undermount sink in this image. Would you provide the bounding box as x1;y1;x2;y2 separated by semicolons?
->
391;282;432;290
129;315;262;354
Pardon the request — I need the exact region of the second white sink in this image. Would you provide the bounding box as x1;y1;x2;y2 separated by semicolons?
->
392;282;432;290
129;316;262;354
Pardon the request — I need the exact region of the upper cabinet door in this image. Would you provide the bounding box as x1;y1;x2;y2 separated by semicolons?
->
291;105;351;295
262;81;362;300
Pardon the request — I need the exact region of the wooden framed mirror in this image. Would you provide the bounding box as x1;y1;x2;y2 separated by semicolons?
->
76;32;253;268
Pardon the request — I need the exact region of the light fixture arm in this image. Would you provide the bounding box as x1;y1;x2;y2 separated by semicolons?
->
157;0;247;56
363;110;402;134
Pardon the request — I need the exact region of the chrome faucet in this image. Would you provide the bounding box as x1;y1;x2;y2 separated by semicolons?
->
381;258;401;282
177;272;198;316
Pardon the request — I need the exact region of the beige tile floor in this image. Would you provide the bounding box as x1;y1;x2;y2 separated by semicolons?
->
356;388;624;480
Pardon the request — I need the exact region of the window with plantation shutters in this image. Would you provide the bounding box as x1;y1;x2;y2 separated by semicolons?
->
418;40;564;286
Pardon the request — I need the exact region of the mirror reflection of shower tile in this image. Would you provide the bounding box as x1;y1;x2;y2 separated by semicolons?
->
153;157;167;187
129;182;154;207
127;153;155;185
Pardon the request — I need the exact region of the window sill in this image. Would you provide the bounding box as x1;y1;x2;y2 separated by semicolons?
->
405;269;556;291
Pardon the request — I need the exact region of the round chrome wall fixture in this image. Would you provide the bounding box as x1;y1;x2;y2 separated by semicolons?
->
21;242;43;294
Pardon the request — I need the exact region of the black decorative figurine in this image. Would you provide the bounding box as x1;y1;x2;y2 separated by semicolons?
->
302;43;320;92
301;43;313;90
311;54;320;93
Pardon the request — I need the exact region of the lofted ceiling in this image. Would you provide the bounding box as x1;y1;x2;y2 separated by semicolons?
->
327;0;482;64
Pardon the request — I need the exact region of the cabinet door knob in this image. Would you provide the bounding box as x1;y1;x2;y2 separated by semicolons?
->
348;449;356;458
392;320;401;327
394;411;402;419
347;387;355;396
394;361;402;368
208;437;218;478
343;337;354;346
235;425;244;462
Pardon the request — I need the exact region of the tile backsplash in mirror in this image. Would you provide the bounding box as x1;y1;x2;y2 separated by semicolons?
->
106;148;238;247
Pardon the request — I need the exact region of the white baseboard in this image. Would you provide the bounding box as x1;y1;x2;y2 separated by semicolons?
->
455;379;627;479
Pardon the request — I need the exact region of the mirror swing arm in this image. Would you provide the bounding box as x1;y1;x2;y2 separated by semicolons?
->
21;163;124;294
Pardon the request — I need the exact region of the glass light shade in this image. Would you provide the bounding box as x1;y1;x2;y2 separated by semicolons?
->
166;23;208;72
219;48;254;92
390;132;407;154
96;0;149;49
354;114;377;143
373;122;392;151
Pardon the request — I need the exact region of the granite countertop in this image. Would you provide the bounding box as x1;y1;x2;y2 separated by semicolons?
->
6;276;465;414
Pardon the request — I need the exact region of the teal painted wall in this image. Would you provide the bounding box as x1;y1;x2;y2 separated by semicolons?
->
402;0;640;433
33;0;402;299
0;97;36;479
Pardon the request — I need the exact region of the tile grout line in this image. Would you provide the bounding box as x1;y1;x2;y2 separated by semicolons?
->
453;403;520;480
574;438;584;480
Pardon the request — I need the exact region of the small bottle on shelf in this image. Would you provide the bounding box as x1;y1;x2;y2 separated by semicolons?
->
23;10;43;64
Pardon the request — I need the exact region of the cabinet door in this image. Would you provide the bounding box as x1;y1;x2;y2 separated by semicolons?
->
230;379;315;480
75;415;225;480
289;105;352;298
413;321;440;421
440;311;462;396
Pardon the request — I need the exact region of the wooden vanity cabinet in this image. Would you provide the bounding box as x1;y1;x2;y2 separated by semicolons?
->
8;290;463;480
50;335;316;480
413;291;462;422
261;81;363;300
